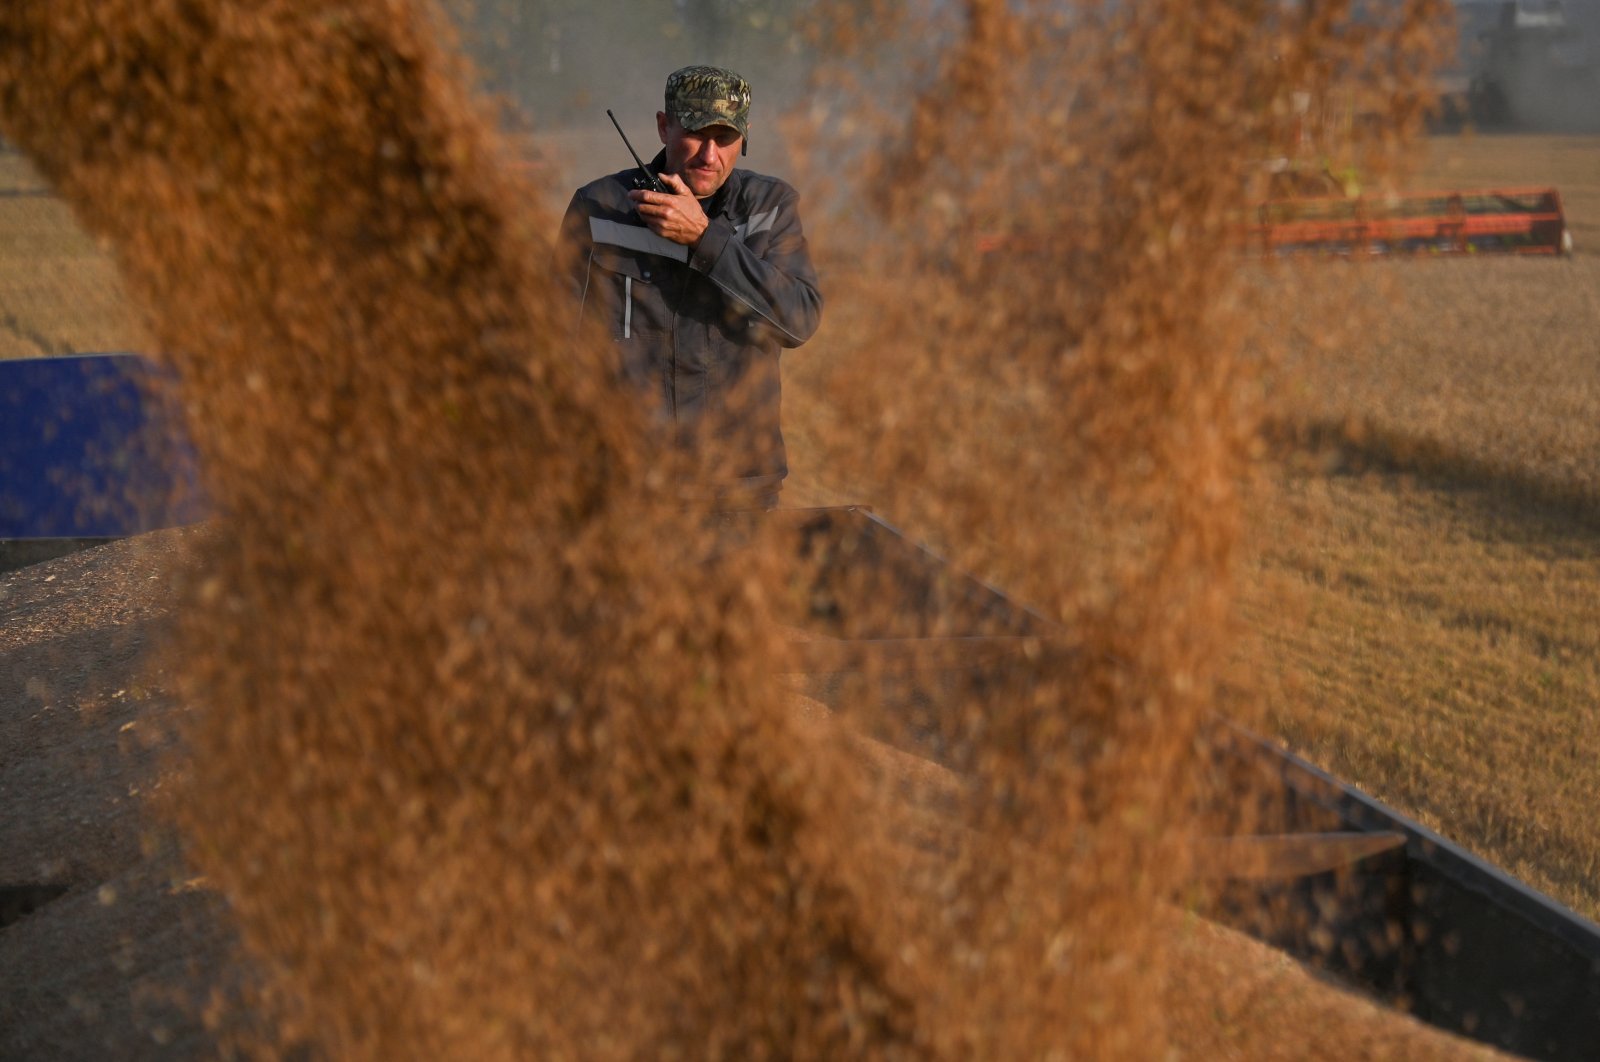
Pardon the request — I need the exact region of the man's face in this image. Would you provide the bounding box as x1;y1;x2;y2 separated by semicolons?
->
656;113;743;198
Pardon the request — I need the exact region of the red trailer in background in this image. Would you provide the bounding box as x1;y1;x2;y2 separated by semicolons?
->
1250;184;1573;257
972;182;1573;261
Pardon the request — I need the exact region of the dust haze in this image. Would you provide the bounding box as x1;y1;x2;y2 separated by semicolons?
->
447;0;818;185
1455;0;1600;131
0;0;1464;1058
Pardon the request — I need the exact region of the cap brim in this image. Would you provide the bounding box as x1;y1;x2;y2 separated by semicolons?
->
678;116;742;133
675;115;748;154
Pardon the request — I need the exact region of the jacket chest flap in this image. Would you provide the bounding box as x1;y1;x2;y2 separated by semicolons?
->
587;217;690;338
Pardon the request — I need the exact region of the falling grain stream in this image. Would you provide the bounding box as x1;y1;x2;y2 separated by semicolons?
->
0;0;1472;1057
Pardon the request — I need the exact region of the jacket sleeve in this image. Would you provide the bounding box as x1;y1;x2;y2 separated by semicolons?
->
687;183;823;348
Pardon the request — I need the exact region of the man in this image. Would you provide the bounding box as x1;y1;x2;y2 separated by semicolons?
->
559;66;822;509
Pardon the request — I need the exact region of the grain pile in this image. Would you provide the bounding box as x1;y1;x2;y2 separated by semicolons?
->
0;0;1484;1058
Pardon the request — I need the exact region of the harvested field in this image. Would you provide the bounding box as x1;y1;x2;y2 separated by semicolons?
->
0;150;145;359
0;13;1591;1055
1228;134;1600;924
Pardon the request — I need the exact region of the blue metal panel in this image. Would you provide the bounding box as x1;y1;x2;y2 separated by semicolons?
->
0;353;207;538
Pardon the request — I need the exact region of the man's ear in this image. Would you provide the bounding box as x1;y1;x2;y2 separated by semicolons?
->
656;111;669;144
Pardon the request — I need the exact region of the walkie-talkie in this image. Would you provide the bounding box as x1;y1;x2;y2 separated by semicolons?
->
607;109;668;194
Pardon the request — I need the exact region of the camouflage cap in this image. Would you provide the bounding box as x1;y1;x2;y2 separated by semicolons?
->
664;65;751;150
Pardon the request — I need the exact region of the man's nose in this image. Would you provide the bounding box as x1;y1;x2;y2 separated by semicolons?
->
692;138;718;164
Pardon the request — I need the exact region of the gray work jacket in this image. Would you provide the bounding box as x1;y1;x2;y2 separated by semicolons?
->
559;151;822;495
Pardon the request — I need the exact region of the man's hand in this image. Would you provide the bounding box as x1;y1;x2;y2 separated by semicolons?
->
628;173;708;247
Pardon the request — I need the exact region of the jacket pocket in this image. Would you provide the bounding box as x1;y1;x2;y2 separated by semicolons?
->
589;248;666;342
